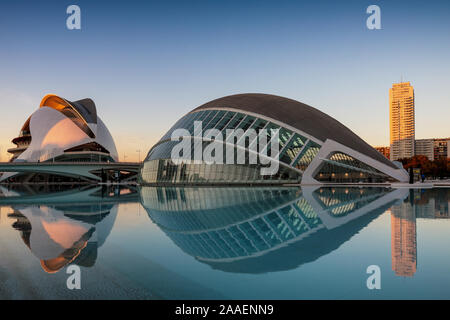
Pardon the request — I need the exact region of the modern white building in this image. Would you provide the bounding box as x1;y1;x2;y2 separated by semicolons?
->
2;94;118;183
141;93;409;185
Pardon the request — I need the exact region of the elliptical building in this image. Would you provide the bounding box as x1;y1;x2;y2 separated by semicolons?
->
2;94;118;183
141;94;408;185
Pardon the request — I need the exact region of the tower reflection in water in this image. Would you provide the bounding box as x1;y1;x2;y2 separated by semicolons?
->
140;186;405;273
2;185;448;278
390;188;450;277
2;185;138;273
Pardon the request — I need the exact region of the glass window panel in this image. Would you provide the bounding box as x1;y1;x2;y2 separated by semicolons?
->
189;110;217;135
279;134;307;164
203;110;226;131
237;115;256;130
224;113;245;131
292;141;321;171
214;111;234;131
247;119;268;150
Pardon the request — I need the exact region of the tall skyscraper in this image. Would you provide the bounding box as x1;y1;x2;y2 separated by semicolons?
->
390;82;415;160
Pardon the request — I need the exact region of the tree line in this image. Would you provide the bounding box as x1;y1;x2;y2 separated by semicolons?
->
398;155;450;179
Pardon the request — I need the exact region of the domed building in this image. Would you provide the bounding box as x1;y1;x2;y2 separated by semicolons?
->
141;93;408;185
2;94;118;183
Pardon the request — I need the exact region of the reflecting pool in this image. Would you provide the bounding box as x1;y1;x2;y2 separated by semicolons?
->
0;185;449;299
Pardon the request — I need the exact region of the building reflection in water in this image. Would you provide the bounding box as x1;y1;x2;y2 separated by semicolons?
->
390;188;450;277
1;185;138;273
140;186;405;273
390;198;417;277
2;184;447;277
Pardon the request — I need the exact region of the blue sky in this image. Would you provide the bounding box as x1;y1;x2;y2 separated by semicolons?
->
0;0;449;161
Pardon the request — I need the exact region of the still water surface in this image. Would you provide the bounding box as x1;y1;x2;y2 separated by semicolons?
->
0;185;449;299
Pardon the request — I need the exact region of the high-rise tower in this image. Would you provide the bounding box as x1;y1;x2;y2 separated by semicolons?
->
389;82;415;160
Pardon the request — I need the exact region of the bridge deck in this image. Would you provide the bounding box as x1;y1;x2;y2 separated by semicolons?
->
0;162;142;181
0;162;141;167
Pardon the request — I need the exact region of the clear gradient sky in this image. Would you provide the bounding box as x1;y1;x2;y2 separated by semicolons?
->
0;0;449;161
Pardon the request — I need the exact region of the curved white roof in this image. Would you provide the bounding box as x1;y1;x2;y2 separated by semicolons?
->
13;94;118;163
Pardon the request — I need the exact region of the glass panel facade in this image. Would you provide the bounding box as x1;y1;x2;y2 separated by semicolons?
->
214;111;234;131
292;140;321;171
142;109;322;185
224;113;246;133
279;134;307;164
141;158;301;185
314;152;392;183
203;110;226;131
